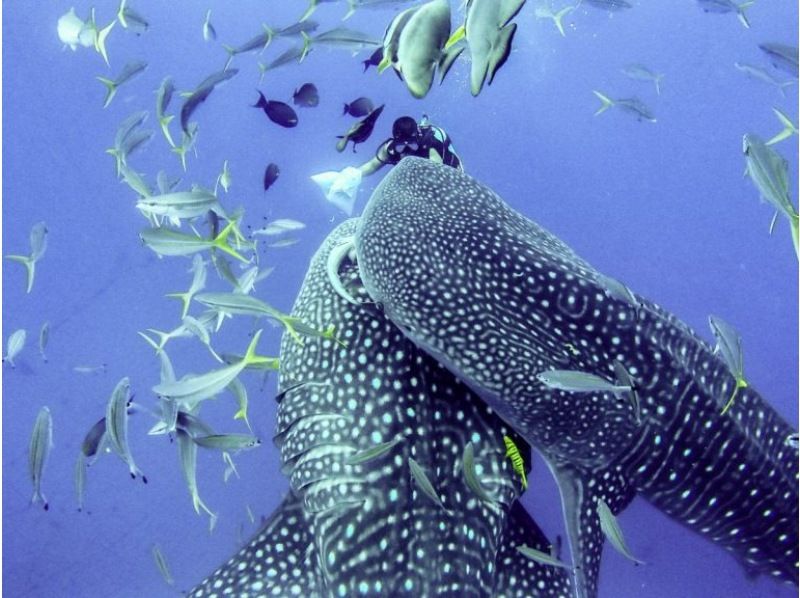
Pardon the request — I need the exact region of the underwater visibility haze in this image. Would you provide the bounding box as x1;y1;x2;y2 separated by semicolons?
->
3;1;798;597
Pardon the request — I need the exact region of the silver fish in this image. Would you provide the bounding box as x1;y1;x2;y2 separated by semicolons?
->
5;221;48;293
192;434;261;452
734;62;794;96
29;406;53;510
105;377;146;482
696;0;753;28
621;63;664;95
593;91;657;122
97;61;148;108
38;321;50;362
151;543;174;586
758;42;799;78
74;452;87;512
4;329;27;367
536;369;632;394
597;498;644;565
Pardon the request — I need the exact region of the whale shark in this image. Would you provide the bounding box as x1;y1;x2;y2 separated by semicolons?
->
350;157;798;598
189;219;573;596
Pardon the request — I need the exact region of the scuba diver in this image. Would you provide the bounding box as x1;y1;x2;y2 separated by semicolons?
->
361;115;463;175
311;115;462;215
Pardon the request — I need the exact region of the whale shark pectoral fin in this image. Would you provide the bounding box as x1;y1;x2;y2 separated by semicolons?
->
550;461;635;598
187;492;321;596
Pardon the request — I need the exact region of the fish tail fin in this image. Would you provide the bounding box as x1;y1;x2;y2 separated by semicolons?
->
335;136;349;152
95;20;115;66
377;55;392;74
768;210;780;235
141;329;169;353
261;24;274;50
736;1;753;28
720;378;748;415
445;24;466;51
5;254;35;293
593;90;614;115
171;144;188;172
299;32;312;62
766;107;797;145
299;0;318;23
159;115;176;147
438;45;464;84
553;6;574;36
212;221;248;263
655;74;664;95
117;0;128;27
165;291;192;319
243;329;264;366
97;76;118;109
31;489;49;511
222;45;236;70
343;0;357;20
342;103;349;115
106;148;124;176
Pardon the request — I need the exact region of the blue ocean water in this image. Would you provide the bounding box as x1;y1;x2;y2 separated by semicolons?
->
3;1;797;597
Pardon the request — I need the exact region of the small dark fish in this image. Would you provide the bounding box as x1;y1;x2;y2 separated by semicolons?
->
180;69;239;134
342;96;374;117
263;163;280;191
293;83;319;107
336;104;384;151
81;417;108;460
362;47;383;72
253;92;298;128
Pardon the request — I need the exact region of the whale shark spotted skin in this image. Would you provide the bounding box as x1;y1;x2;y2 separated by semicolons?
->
189;219;572;597
189;492;323;597
353;157;799;598
275;219;571;597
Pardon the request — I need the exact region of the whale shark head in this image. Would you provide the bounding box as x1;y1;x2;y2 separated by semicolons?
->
353;157;798;597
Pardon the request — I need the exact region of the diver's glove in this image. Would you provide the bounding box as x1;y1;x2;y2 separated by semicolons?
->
310;166;362;216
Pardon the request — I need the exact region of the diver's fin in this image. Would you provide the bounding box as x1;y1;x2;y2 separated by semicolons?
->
438;45;464;84
592;91;614;116
550;461;635;598
485;23;518;90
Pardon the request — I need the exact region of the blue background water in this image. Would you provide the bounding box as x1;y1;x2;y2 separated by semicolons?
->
3;1;797;596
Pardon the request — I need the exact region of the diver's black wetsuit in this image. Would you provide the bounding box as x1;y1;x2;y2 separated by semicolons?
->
376;124;462;170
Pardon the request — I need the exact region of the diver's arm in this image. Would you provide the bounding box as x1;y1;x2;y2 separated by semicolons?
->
358;140;392;177
359;156;385;177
